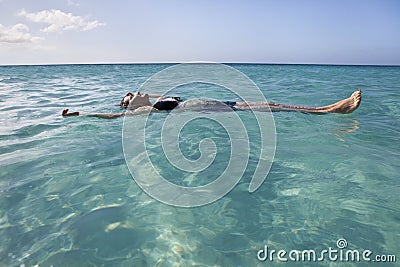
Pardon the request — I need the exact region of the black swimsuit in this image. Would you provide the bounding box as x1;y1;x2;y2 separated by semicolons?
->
152;98;237;111
222;101;237;110
153;99;180;111
152;97;183;111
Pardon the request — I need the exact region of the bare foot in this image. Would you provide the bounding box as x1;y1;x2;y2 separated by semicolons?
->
324;89;362;114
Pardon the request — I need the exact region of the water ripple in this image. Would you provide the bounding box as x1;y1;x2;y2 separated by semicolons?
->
0;64;399;266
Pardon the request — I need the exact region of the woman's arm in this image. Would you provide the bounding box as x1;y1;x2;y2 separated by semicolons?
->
62;109;125;119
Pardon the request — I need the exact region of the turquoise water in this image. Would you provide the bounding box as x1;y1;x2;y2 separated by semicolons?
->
0;64;399;266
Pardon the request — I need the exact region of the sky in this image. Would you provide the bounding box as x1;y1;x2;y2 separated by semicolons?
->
0;0;399;65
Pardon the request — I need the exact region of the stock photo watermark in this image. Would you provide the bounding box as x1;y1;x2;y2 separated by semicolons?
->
122;63;276;207
257;238;397;263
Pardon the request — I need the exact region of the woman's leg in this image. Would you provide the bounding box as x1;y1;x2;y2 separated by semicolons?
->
235;90;362;114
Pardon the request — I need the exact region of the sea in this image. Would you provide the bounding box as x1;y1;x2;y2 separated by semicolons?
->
0;64;399;267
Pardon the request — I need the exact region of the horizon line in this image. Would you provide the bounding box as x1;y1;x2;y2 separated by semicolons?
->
1;61;399;67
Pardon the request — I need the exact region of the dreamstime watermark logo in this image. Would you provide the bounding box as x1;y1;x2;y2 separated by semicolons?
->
122;63;276;207
257;238;397;263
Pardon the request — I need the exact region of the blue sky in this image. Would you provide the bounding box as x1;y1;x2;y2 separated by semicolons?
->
0;0;399;65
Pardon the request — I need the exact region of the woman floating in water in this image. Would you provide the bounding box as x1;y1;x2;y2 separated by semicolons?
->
62;89;362;119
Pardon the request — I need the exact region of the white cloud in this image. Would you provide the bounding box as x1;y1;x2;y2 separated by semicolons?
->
0;23;43;44
67;0;80;7
18;9;105;33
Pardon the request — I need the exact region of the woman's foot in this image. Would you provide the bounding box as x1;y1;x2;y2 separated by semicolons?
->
324;89;362;113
